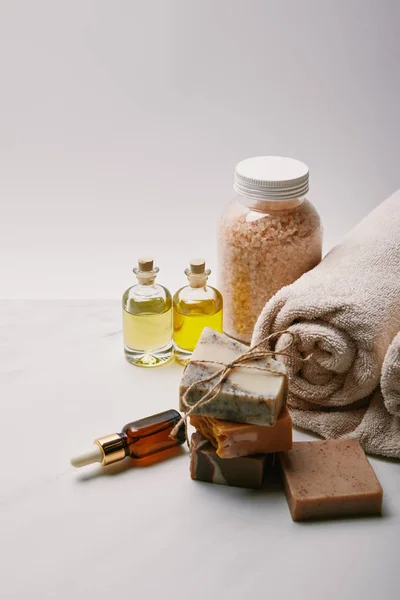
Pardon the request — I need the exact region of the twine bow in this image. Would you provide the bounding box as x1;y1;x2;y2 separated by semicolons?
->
170;329;299;442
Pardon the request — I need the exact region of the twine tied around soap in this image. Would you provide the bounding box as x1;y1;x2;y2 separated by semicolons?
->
170;329;305;443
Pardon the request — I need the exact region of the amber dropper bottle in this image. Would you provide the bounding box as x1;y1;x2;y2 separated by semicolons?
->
70;409;186;468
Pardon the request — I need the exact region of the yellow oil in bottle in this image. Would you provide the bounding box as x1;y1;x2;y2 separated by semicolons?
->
123;258;173;367
123;308;173;352
173;259;223;365
173;304;222;352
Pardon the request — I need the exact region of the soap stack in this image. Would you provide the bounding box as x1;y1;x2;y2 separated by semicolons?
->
180;328;292;489
180;329;384;522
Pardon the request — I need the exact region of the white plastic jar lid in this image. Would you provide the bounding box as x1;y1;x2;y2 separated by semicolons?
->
234;156;309;201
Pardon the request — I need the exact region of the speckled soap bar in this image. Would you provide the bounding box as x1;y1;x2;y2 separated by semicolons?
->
280;440;383;521
180;328;287;426
190;432;266;488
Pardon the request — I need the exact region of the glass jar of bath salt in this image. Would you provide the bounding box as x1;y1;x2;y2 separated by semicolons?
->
218;156;322;344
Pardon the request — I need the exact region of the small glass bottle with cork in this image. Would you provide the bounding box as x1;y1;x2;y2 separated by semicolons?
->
173;258;223;365
122;258;173;367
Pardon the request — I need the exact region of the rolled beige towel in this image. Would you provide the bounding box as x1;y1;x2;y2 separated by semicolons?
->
252;190;400;458
382;331;400;417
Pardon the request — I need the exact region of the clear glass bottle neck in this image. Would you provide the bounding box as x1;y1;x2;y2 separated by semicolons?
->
187;274;208;289
237;193;305;213
136;274;157;286
132;278;162;298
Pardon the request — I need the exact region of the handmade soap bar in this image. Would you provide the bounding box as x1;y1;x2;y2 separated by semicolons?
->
190;406;292;458
190;432;266;488
280;440;383;521
180;328;287;425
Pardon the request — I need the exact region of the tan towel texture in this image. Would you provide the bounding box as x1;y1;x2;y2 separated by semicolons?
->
252;190;400;458
382;331;400;418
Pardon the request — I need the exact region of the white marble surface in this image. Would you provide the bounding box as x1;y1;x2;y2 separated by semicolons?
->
1;299;399;600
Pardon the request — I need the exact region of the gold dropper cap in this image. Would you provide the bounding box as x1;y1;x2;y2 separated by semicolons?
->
70;433;126;468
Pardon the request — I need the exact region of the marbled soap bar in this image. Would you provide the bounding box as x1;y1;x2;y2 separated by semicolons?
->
280;440;383;521
180;328;287;426
190;432;265;488
190;406;292;458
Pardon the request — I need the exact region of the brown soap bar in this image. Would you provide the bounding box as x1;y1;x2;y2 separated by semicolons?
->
190;406;292;458
190;432;266;489
280;440;383;521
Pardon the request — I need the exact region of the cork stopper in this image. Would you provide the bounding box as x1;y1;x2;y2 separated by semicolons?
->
133;257;159;283
190;258;206;274
185;259;211;287
138;257;154;272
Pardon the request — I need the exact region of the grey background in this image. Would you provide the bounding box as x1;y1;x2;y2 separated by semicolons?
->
1;0;399;298
1;4;400;600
